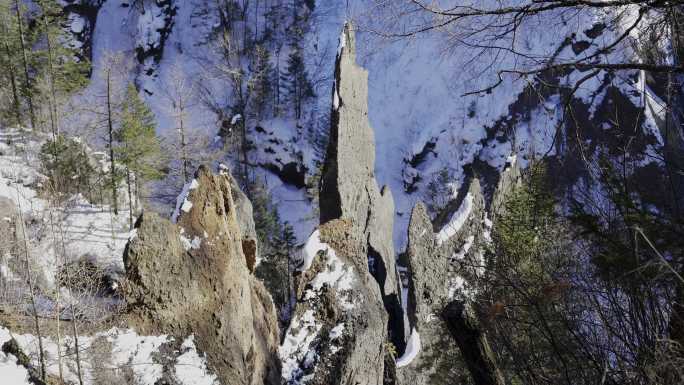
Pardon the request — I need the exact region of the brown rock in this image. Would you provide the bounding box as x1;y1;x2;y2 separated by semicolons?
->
123;165;279;385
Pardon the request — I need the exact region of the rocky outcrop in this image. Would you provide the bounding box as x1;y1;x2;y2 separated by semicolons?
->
62;0;104;63
320;21;405;349
135;0;177;77
398;161;519;385
281;219;389;385
224;167;259;271
123;165;279;385
279;22;401;385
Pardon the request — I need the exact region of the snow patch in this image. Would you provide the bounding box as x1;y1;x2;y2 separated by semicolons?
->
449;235;475;263
395;329;421;368
280;310;322;384
337;28;346;57
333;86;340;110
299;229;330;271
303;247;356;310
175;335;219;385
436;193;473;245
179;229;202;251
172;179;199;223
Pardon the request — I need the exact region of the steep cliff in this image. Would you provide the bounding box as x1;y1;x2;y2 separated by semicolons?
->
320;21;406;350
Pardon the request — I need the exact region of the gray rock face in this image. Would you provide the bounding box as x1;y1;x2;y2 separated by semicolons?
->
123;166;280;385
62;0;104;63
282;219;388;385
280;22;401;385
398;202;455;385
224;169;259;271
319;22;405;348
398;160;520;384
399;177;492;384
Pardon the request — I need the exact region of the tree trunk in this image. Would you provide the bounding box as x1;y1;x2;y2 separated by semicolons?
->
55;217;84;385
42;9;59;140
275;47;281;116
134;171;140;211
14;195;46;383
442;300;505;385
106;70;119;214
3;41;22;127
48;207;65;384
14;0;35;131
126;168;134;230
179;98;189;184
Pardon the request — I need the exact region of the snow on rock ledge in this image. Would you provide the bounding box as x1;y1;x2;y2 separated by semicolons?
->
282;219;388;385
436;192;473;245
395;329;421;368
171;179;198;223
298;229;332;271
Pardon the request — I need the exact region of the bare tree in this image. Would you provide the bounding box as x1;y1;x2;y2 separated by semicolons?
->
12;187;46;383
160;62;196;184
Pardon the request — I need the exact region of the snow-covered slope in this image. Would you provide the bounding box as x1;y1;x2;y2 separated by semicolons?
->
0;129;130;288
63;0;665;250
0;326;218;385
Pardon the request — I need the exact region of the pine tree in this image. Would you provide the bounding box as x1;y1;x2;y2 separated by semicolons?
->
0;1;22;126
248;44;275;121
115;84;162;228
13;0;36;130
39;135;95;199
281;44;314;120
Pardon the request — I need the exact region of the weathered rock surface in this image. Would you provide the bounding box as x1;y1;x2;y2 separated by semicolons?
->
224;168;260;271
281;219;388;385
123;165;279;385
320;21;405;348
398;160;520;385
279;22;400;385
62;0;104;63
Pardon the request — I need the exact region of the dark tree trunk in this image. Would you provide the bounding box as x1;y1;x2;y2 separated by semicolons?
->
4;41;22;126
106;71;119;214
442;300;505;385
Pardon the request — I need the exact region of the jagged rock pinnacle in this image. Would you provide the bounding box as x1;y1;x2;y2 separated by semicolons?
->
123;166;280;385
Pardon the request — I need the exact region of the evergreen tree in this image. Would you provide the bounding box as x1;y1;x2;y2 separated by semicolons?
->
281;44;314;119
248;44;275;121
251;181;294;324
39;135;96;199
115;84;163;227
0;0;88;131
0;0;22;126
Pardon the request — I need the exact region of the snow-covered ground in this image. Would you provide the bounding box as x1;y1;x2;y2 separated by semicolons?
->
0;326;217;385
58;1;666;252
0;128;129;286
